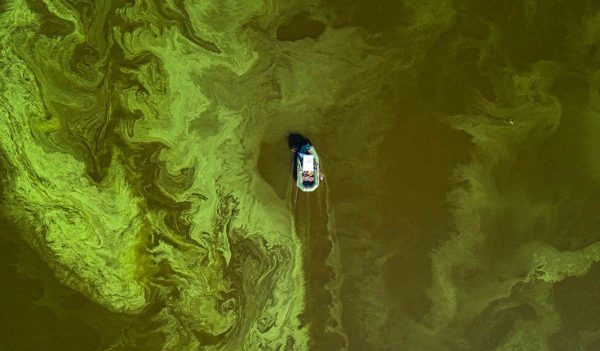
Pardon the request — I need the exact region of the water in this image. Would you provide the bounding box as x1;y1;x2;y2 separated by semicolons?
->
0;217;131;350
1;0;600;350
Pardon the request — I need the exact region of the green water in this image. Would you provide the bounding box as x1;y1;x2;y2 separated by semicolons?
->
1;0;599;350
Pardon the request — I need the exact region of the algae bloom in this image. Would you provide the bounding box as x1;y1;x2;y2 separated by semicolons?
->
1;0;600;350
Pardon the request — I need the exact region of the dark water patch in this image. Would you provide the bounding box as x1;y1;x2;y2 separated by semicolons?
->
189;106;221;138
276;13;325;41
0;216;130;351
553;191;600;251
383;239;433;322
257;138;293;199
470;0;596;70
548;331;586;351
453;12;491;40
418;32;468;114
553;263;600;333
418;21;500;114
326;0;407;34
551;73;590;108
375;113;471;236
493;72;595;251
549;263;600;350
375;111;470;321
24;0;74;37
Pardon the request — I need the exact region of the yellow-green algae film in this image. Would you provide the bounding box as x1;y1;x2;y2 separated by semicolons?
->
1;0;600;351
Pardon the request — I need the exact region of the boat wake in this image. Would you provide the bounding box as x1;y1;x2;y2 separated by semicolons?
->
286;148;348;349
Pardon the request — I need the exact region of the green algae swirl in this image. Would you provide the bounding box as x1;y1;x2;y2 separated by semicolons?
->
0;0;308;349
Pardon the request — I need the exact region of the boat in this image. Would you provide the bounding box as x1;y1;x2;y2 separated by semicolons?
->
296;144;320;192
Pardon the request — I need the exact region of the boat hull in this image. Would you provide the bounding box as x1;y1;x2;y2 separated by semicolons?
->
296;145;320;192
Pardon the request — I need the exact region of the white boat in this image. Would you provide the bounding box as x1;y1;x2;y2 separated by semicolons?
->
296;144;320;192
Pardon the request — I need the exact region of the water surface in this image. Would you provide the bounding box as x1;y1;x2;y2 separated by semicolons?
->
1;0;599;350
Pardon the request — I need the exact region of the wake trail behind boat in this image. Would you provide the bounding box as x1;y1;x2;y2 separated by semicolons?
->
290;173;348;350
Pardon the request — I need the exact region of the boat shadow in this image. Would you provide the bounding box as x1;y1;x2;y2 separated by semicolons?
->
288;133;312;181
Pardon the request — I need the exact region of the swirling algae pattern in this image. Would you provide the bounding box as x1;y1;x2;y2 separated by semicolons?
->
0;0;308;349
